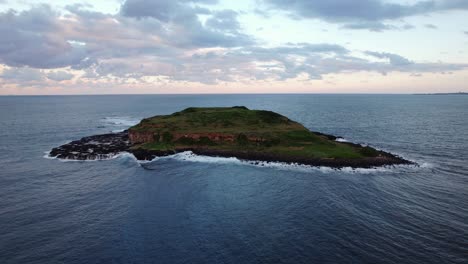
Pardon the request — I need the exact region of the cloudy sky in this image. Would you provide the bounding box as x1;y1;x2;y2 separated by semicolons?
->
1;0;467;95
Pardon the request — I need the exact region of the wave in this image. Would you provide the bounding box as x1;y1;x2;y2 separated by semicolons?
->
102;116;140;127
139;151;424;174
43;150;129;162
44;148;428;174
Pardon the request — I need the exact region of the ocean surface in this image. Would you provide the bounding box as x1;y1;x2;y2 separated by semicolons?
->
0;94;467;264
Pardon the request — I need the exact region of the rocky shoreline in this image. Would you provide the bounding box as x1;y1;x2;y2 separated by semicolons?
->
49;131;131;160
49;131;414;168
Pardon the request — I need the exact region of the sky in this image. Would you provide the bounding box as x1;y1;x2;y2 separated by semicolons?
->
0;0;467;95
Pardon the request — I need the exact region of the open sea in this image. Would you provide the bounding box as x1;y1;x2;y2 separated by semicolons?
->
0;94;467;264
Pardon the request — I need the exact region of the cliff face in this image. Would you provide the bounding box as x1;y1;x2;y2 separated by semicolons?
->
129;130;238;144
129;130;154;144
129;130;265;145
173;133;235;142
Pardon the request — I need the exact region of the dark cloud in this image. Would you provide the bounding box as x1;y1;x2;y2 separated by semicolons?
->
342;22;395;32
402;24;415;30
264;0;468;31
121;0;213;21
0;5;89;68
206;10;241;33
425;24;438;29
120;0;254;48
0;1;254;72
1;67;45;82
251;43;349;55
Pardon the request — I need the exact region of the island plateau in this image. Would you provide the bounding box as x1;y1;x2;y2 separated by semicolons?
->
49;107;412;168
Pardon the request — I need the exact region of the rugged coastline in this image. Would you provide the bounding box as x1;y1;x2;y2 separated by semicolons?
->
48;107;413;168
49;131;131;160
49;130;411;168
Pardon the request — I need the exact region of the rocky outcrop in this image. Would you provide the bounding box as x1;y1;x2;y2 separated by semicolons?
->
49;131;130;160
128;147;413;168
128;130;154;144
48;130;414;168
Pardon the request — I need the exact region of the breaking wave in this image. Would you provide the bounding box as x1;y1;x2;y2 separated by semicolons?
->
43;150;129;162
335;138;348;142
44;142;428;173
101;116;140;132
139;151;425;174
102;116;140;126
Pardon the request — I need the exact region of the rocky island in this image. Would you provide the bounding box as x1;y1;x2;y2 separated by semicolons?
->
49;107;412;168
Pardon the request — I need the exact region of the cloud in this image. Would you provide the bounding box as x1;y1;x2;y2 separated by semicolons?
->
264;0;468;31
1;67;45;82
120;0;254;48
0;67;74;84
342;21;395;32
0;3;467;89
206;10;241;33
0;1;254;73
342;22;415;32
364;51;413;66
0;5;89;69
465;31;468;35
425;24;438;29
120;0;215;21
47;71;75;81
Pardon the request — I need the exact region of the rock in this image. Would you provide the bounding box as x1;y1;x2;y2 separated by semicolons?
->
49;131;130;160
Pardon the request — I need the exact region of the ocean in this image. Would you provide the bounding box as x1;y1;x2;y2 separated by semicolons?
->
0;94;467;264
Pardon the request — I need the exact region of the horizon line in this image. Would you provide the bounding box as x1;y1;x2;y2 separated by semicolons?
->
1;92;467;96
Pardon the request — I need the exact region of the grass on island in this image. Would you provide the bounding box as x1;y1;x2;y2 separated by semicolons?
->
129;107;380;159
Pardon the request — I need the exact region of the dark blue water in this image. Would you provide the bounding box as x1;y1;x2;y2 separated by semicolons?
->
1;95;467;264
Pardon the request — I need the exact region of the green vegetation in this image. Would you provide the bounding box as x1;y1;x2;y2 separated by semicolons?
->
129;107;381;159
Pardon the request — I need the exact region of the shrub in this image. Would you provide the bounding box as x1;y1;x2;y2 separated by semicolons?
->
257;110;284;123
222;120;234;127
232;106;248;110
236;134;249;146
199;136;216;146
153;133;160;142
162;131;174;142
359;146;379;157
285;131;317;141
181;107;197;113
177;137;195;145
261;138;281;147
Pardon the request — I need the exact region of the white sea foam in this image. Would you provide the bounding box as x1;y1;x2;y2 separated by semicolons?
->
43;151;57;160
419;162;435;169
139;151;421;174
102;117;140;127
335;138;348;142
44;149;426;174
43;150;127;162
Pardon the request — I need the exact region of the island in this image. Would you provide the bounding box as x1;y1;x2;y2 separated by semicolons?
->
49;107;413;168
